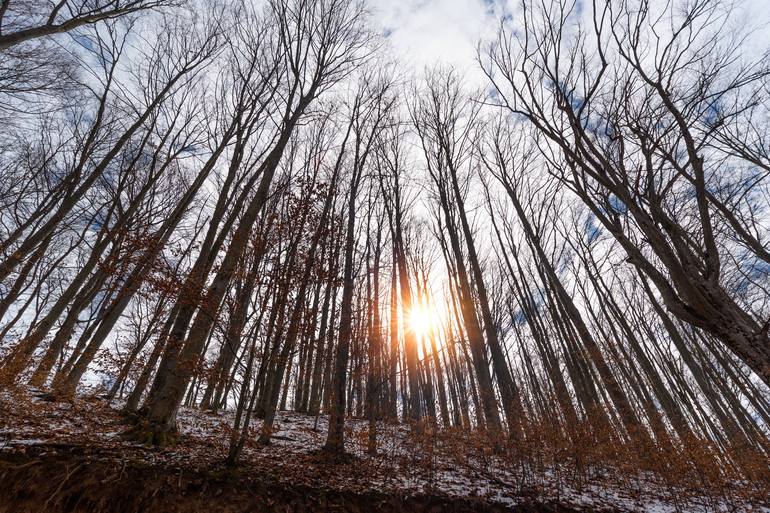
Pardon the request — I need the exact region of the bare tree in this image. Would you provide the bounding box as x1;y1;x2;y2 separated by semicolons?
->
481;0;770;385
0;0;182;51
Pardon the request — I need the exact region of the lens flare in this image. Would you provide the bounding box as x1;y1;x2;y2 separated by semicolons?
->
408;304;433;337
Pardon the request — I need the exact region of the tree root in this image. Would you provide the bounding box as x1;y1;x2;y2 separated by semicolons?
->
120;418;178;447
309;447;359;465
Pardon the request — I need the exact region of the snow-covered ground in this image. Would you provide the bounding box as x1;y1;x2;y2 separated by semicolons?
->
1;388;767;513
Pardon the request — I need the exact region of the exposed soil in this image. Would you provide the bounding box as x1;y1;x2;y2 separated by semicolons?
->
0;445;596;513
1;388;764;512
0;388;621;513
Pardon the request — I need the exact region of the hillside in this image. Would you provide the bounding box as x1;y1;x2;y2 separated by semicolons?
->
1;388;766;513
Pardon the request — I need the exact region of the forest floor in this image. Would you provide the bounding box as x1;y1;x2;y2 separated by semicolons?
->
0;387;767;513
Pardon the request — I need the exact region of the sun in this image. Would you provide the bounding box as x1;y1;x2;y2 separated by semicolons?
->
408;304;434;338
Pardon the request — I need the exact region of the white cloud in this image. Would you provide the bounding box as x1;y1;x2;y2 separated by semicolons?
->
367;0;770;82
368;0;502;80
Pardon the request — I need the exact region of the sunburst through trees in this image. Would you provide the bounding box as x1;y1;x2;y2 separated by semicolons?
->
1;0;769;511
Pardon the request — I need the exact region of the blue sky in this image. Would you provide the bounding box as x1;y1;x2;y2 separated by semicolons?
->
368;0;770;80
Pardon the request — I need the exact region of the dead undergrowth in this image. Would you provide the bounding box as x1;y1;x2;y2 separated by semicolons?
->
0;387;767;512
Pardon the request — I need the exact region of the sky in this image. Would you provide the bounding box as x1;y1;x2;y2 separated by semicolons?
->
367;0;770;80
362;0;770;311
368;0;504;79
